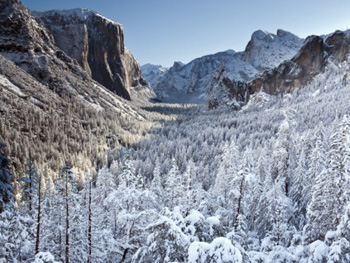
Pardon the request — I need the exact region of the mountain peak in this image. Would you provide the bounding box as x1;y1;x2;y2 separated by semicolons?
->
243;29;303;69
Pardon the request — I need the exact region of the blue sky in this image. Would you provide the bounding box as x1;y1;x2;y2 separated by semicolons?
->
22;0;350;67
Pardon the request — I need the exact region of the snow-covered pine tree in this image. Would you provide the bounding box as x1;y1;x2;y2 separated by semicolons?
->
265;180;293;247
0;143;14;213
305;115;350;244
164;158;183;209
55;164;75;263
132;215;189;263
182;158;197;214
19;158;39;215
150;158;164;200
271;115;296;198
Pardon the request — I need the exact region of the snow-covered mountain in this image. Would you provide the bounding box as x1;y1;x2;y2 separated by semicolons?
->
141;63;169;99
142;30;303;103
242;29;304;70
207;30;350;109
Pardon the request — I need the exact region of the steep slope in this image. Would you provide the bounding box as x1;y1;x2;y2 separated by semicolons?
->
143;30;302;104
208;30;350;109
0;0;157;181
33;8;153;101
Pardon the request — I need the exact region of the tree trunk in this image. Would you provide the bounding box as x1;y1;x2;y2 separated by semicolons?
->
234;176;244;232
65;176;69;263
35;175;41;254
88;179;92;263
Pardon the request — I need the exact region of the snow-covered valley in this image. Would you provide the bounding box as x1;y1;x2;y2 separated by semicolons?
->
2;0;350;262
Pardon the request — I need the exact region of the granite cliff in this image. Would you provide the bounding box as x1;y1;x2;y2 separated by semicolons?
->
33;8;152;100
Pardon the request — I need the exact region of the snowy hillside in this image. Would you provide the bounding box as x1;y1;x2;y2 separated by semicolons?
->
142;30;303;104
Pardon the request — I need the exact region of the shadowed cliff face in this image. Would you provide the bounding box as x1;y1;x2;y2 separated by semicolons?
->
34;9;150;101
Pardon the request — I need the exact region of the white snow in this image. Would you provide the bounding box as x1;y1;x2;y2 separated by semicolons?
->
309;240;329;262
185;210;205;225
188;238;242;263
33;252;60;263
33;8;121;26
0;74;25;96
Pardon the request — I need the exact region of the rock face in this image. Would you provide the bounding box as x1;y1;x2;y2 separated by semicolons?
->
250;35;325;95
33;9;151;100
250;31;350;95
206;65;249;110
0;0;90;91
208;30;350;109
143;30;303;104
0;0;147;113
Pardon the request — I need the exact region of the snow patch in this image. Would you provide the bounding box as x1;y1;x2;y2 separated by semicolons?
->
0;74;26;96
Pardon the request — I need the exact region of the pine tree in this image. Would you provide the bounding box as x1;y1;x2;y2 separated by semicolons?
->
266;180;293;247
0;143;14;213
35;174;43;255
271;117;296;197
151;158;164;200
19;158;39;214
212;141;240;210
182;158;197;214
305;116;350;244
132;215;189;263
56;164;75;263
164;159;183;209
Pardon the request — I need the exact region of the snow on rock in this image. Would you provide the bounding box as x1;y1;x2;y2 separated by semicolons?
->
143;50;240;104
243;29;303;70
0;74;25;97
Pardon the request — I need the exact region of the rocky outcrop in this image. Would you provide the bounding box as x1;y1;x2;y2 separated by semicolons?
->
207;65;249;110
250;31;350;95
0;0;92;90
33;9;151;100
250;35;325;95
208;30;350;109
